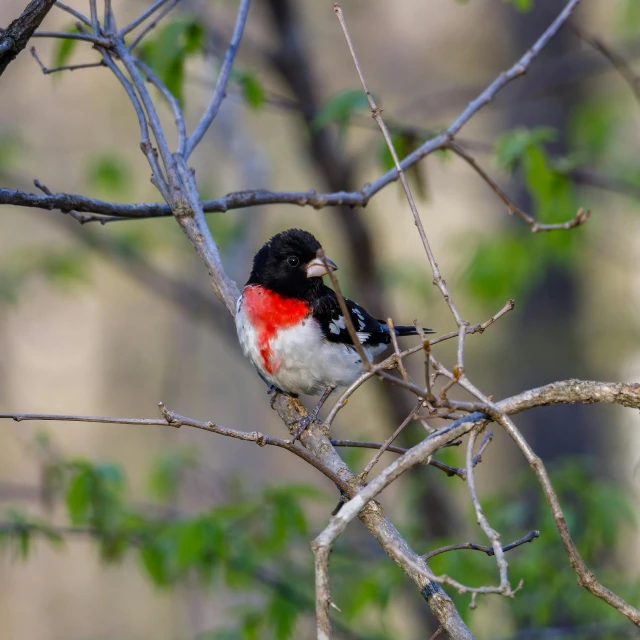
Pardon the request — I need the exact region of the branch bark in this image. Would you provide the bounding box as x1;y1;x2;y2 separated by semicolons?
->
0;0;58;77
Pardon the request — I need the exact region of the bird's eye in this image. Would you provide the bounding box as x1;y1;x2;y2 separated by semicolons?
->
287;256;299;267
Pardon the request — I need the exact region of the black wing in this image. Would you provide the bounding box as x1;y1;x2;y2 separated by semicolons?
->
311;288;420;347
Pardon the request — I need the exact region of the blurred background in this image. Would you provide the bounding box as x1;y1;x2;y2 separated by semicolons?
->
1;0;639;638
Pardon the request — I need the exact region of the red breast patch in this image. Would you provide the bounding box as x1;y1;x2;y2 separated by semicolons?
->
242;285;310;374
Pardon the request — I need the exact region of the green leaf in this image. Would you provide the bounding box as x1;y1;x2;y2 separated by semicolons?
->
52;24;79;68
0;132;23;171
618;0;640;37
235;71;266;110
139;16;206;107
494;126;557;173
41;253;88;286
504;0;534;11
141;542;170;586
462;233;540;306
148;448;198;500
312;90;370;138
568;100;616;163
267;594;299;639
87;154;132;196
66;469;92;524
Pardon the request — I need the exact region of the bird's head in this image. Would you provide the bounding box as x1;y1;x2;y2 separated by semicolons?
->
247;228;338;298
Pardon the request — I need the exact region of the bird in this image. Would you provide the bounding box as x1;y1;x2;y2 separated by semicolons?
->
235;228;433;441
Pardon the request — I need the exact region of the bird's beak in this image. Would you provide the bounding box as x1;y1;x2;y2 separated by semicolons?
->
306;255;338;278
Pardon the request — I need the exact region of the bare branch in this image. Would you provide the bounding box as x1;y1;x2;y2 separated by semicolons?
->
360;399;422;481
571;24;640;106
127;0;180;51
447;142;590;233
0;406;352;495
0;186;367;220
32;31;110;46
356;0;583;213
494;412;640;625
498;379;640;414
334;3;465;330
119;0;174;37
134;58;187;155
319;248;372;371
330;439;466;480
466;428;512;594
30;46;104;74
423;531;540;561
185;0;252;158
312;411;488;639
325;300;514;428
54;2;92;29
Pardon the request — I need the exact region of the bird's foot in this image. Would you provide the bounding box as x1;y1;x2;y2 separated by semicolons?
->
267;385;280;410
289;409;321;445
288;386;335;445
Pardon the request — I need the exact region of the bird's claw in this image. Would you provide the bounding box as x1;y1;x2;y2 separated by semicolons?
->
267;385;280;410
289;414;317;445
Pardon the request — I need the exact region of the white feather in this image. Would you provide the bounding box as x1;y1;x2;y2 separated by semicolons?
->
236;302;384;396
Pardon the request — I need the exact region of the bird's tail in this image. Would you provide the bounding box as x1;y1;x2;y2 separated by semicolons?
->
394;325;434;336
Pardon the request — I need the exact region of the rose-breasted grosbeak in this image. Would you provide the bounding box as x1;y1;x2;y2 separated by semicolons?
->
236;229;432;439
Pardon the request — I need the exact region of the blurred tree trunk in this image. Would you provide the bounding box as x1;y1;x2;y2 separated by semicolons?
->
501;0;599;464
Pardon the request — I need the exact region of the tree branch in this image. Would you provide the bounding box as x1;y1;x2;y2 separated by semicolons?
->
446;142;590;233
423;531;540;561
0;0;58;77
184;0;252;158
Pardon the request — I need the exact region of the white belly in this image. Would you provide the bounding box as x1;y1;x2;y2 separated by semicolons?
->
236;305;382;396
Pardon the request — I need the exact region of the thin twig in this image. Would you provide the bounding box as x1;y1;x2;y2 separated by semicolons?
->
0;406;352;495
387;318;410;383
184;0;252;158
104;0;115;32
99;50;169;200
423;531;540;561
334;3;465;329
32;31;110;46
494;412;640;625
319;248;372;371
88;0;99;38
360;399;422;481
466;428;512;594
570;24;640;106
30;46;104;74
330;440;466;480
325;300;515;428
447;142;590;233
54;2;92;28
126;0;180;51
472;431;493;467
119;0;173;37
134;58;187;155
33;180;96;223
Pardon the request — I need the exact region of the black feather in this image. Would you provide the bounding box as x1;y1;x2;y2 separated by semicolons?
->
312;287;432;347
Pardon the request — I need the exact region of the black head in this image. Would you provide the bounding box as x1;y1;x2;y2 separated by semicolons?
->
247;229;338;298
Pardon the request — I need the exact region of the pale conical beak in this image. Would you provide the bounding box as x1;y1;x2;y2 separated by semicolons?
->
306;256;338;278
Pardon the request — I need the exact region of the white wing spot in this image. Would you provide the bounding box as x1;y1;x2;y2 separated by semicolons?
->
351;307;366;330
329;315;346;335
